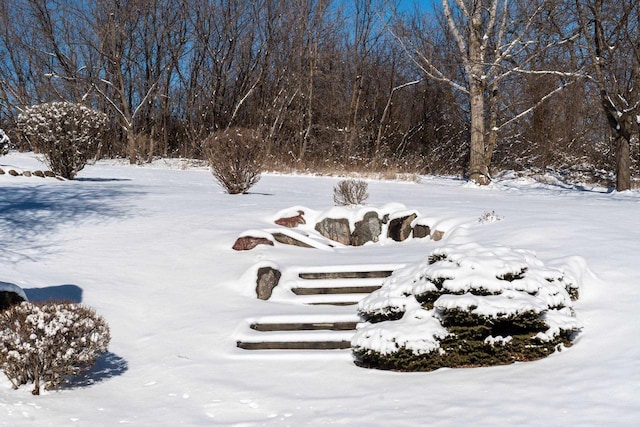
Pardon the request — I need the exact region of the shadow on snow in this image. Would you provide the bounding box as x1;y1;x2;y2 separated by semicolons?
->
62;352;129;389
24;284;83;303
0;181;141;262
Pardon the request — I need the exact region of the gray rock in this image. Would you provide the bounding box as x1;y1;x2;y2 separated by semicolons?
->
314;217;352;245
256;267;281;300
272;232;314;248
351;211;382;246
413;224;431;239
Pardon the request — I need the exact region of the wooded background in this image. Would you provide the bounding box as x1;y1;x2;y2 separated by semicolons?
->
0;1;638;187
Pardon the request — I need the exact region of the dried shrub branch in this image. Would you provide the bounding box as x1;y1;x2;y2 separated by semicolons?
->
204;128;265;194
333;179;369;206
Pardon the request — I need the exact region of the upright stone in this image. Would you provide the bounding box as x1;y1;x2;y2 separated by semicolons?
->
314;217;352;245
387;213;417;242
351;211;382;246
256;267;281;300
413;224;431;239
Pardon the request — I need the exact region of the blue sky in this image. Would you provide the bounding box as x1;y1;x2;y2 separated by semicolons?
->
398;0;439;13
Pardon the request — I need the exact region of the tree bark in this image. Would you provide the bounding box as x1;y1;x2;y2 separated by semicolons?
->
467;2;490;185
615;135;631;191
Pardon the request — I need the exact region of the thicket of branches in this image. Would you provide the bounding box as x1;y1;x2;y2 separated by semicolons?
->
0;1;637;188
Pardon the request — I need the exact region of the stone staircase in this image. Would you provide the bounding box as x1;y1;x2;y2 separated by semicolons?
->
236;265;402;351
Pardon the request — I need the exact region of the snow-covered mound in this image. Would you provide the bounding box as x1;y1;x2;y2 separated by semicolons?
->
353;243;583;371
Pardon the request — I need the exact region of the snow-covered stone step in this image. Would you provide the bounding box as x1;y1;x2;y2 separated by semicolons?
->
250;321;358;331
290;277;384;295
297;270;395;280
236;330;354;350
237;340;352;350
293;293;369;306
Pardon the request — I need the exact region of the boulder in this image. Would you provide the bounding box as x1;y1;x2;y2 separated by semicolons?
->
44;171;55;178
387;213;417;242
272;232;314;248
256;267;281;300
351;211;382;246
33;170;45;178
314;217;351;245
232;236;274;251
275;210;305;228
8;169;19;176
431;230;445;241
0;168;4;175
23;170;32;177
413;224;431;239
0;282;27;312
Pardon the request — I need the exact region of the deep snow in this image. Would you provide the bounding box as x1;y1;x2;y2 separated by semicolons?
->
0;152;639;426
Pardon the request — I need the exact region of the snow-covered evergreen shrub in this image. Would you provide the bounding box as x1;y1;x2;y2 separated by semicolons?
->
16;102;108;179
333;179;369;206
0;302;110;395
0;129;10;155
353;244;582;371
204;128;265;194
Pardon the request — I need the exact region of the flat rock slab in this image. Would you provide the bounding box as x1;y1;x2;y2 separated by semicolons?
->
237;340;352;350
250;321;358;331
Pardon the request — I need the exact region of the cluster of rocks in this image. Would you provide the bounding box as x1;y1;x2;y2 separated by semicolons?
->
0;168;57;178
233;205;445;251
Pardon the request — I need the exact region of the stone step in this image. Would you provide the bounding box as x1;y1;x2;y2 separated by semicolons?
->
237;328;354;351
291;285;382;295
293;293;368;306
298;270;394;280
250;321;358;331
237;340;352;350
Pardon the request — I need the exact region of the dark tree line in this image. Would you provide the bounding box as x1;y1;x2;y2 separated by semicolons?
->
0;0;637;188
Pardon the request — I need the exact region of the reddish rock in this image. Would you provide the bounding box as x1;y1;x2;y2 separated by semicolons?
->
232;236;274;251
275;210;306;228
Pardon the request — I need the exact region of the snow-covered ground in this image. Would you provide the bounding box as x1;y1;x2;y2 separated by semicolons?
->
0;151;639;426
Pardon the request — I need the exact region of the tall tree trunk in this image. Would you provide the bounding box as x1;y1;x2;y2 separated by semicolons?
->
615;135;631;191
469;79;489;184
467;3;489;185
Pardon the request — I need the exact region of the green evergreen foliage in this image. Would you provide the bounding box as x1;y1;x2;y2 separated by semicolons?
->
353;245;582;372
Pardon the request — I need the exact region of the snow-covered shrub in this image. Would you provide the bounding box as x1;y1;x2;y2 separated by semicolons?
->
333;179;369;206
0;281;28;312
16;102;108;179
0;129;10;155
0;302;110;395
204;128;265;194
353;244;582;371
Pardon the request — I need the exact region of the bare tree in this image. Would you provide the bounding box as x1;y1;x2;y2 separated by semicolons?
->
576;0;639;191
394;0;580;184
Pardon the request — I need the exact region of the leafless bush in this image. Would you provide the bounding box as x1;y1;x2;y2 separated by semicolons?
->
0;302;111;395
204;128;265;194
16;102;108;179
333;179;369;206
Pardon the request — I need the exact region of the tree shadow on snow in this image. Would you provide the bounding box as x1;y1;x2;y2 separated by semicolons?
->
62;352;129;389
74;177;132;183
0;182;141;262
23;284;83;303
